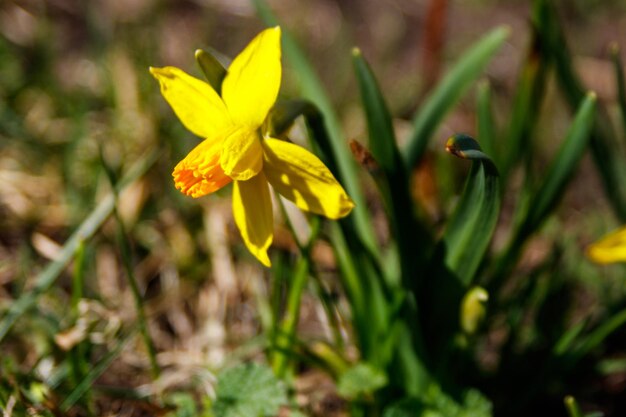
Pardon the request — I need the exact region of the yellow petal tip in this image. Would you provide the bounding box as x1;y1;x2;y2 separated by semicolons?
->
256;251;272;267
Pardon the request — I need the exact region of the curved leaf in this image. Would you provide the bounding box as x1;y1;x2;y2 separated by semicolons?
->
442;134;500;286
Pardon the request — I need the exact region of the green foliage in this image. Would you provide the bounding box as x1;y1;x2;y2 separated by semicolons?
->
213;363;288;417
1;1;624;416
383;388;491;417
403;27;509;169
337;363;388;400
254;2;615;416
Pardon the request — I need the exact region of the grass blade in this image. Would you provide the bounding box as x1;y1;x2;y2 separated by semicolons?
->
490;93;596;287
514;92;596;242
500;28;549;181
352;48;428;286
60;330;135;411
476;80;498;165
0;151;159;342
403;26;509;169
610;43;626;137
534;0;626;220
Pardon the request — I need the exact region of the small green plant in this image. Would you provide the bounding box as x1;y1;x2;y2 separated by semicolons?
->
1;0;625;416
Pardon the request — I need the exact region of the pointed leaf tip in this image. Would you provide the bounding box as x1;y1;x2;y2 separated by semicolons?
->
352;47;362;57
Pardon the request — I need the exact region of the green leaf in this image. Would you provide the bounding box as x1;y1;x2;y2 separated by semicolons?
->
564;396;583;417
533;0;626;220
514;92;596;241
442;134;500;286
213;363;287;417
351;48;401;175
165;393;201;417
610;43;626;137
572;307;626;363
476;80;497;165
337;363;388;399
195;49;227;95
500;28;549;181
403;27;509;169
61;330;135;411
383;387;492;417
383;398;427;417
352;47;429;287
266;99;312;138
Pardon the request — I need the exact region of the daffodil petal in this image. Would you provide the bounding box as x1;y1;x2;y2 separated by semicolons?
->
587;226;626;264
222;27;281;128
173;138;232;198
263;138;354;219
150;66;231;138
220;129;263;181
232;173;273;266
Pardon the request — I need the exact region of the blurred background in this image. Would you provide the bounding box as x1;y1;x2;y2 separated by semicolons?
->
1;0;626;415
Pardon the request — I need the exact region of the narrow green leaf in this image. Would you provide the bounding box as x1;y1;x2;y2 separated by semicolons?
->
610;43;626;137
514;92;596;240
476;79;497;164
61;330;135;411
352;48;399;173
213;363;287;417
195;49;227;95
534;0;626;220
574;307;626;361
0;151;158;342
500;28;549;181
403;26;509;169
253;0;380;260
553;319;587;356
352;48;429;287
442;134;500;286
564;396;583;417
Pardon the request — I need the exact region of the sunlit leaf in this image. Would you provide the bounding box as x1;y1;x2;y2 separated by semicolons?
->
213;363;287;417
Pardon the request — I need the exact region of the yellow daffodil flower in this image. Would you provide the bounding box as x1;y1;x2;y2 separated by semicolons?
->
150;27;354;266
587;226;626;264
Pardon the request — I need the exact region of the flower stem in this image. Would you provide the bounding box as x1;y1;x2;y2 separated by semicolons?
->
113;209;161;379
271;198;321;378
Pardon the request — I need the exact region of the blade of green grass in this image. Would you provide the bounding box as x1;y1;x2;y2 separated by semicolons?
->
534;0;626;220
403;26;509;169
570;307;626;365
490;93;596;288
352;48;429;288
476;80;498;165
60;329;136;411
0;150;159;342
513;92;595;242
253;0;380;260
610;43;626;137
500;27;550;182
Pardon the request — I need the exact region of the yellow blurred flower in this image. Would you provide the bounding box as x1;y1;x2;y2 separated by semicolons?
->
150;27;354;266
587;226;626;264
